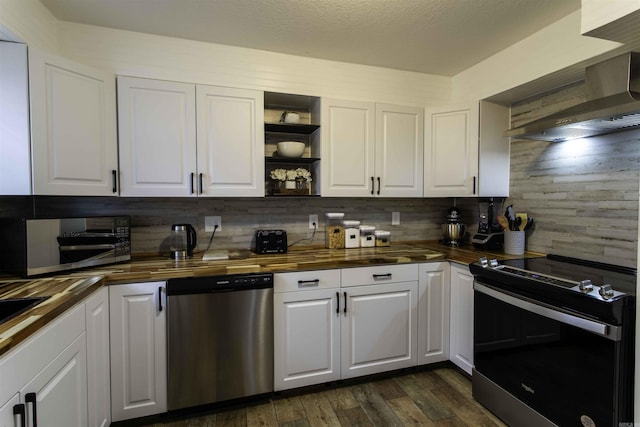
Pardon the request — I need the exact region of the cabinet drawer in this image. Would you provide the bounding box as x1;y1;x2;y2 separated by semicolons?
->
275;270;341;293
341;264;419;287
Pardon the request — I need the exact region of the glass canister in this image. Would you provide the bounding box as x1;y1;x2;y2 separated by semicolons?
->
359;225;376;247
325;213;345;248
343;220;361;248
375;230;391;247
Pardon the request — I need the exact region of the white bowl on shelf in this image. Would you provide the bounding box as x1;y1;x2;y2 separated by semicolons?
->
277;141;305;158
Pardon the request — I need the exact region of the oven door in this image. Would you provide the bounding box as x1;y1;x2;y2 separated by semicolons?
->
473;282;627;427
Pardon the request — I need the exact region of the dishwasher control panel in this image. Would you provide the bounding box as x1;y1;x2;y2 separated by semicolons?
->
167;273;274;295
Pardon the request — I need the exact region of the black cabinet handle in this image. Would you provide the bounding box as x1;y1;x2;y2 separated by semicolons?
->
343;291;347;314
297;279;320;287
199;173;204;194
158;287;164;312
370;177;374;195
473;176;476;194
190;173;195;194
373;273;392;280
112;170;117;193
25;393;37;427
336;291;340;314
13;404;26;427
377;177;381;195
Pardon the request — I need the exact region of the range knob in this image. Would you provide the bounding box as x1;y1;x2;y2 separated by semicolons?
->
599;284;615;299
578;280;594;293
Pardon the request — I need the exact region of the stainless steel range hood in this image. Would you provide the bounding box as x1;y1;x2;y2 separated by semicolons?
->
505;52;640;142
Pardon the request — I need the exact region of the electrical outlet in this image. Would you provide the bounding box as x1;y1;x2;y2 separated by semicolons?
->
309;214;318;229
392;211;400;225
205;216;222;232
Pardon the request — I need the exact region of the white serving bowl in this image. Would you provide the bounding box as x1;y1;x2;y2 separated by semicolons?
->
277;141;305;158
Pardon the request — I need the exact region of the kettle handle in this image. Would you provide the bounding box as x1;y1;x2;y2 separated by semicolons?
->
186;224;197;251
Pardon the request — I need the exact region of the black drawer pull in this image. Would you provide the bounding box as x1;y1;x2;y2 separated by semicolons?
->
370;177;374;195
336;291;340;314
25;393;37;427
373;273;392;280
190;172;195;194
13;403;26;427
298;279;320;287
112;170;117;193
158;287;164;312
343;291;347;314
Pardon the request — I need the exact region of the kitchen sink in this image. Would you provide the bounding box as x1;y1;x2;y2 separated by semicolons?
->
0;297;49;325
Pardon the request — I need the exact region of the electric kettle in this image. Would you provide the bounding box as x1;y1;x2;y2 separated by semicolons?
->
170;224;197;259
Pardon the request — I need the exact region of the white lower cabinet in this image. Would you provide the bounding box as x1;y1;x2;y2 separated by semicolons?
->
418;262;451;365
275;265;419;390
449;262;475;375
341;280;418;378
273;270;341;391
85;288;111;427
0;300;89;427
109;281;167;422
21;333;88;427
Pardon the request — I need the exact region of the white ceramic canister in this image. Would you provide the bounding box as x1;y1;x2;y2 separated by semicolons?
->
359;225;376;247
343;220;361;248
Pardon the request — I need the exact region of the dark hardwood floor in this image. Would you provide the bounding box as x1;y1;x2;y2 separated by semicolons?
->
142;366;507;427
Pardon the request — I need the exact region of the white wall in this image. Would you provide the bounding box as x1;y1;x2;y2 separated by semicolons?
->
0;0;59;51
56;22;451;108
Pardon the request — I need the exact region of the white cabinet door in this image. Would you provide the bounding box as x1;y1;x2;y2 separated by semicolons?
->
109;282;167;422
424;104;479;197
375;103;424;197
0;42;30;195
418;262;451;365
321;98;375;197
196;85;264;197
449;263;474;375
341;281;418;379
85;288;110;427
0;395;21;427
274;288;341;391
21;333;88;427
29;49;117;196
478;100;510;197
117;77;197;197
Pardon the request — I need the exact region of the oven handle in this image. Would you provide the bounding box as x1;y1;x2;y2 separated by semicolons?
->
474;282;622;341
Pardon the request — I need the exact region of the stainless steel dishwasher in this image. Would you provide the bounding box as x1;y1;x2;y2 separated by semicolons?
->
166;273;273;411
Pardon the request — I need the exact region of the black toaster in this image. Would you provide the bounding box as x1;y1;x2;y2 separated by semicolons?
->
251;230;287;254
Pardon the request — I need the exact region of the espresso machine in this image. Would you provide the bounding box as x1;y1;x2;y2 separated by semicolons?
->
472;198;504;249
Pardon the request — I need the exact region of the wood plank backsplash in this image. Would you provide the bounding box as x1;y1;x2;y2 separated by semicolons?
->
508;82;640;267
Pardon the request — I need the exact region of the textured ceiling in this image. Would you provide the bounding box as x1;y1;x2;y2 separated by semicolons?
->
39;0;581;76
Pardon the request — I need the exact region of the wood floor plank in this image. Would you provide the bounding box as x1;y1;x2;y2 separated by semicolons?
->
246;401;278;427
184;416;215;426
216;408;247;427
299;392;342;427
394;373;454;421
350;383;403;427
321;385;360;412
274;396;306;423
387;396;437;426
335;407;374;427
369;377;407;400
431;381;501;427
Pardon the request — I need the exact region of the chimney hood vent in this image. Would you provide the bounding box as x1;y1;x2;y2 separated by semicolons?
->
505;52;640;142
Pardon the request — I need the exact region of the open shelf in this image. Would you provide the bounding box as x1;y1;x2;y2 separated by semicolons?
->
266;157;320;164
265;123;320;134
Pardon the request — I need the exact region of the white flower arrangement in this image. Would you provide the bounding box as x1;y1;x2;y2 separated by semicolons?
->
270;168;312;182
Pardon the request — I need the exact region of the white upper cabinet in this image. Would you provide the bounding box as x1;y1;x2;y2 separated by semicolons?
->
321;99;375;197
321;99;423;197
0;42;30;195
375;103;424;197
196;85;264;197
117;77;197;197
424;100;509;198
424;104;479;197
29;48;118;196
117;77;264;197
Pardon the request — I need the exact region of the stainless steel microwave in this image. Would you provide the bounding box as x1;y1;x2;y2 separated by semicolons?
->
0;216;131;277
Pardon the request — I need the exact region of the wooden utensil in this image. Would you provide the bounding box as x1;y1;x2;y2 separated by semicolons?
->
497;215;510;230
515;213;528;231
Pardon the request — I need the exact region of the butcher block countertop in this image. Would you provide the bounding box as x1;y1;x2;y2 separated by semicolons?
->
0;241;544;357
